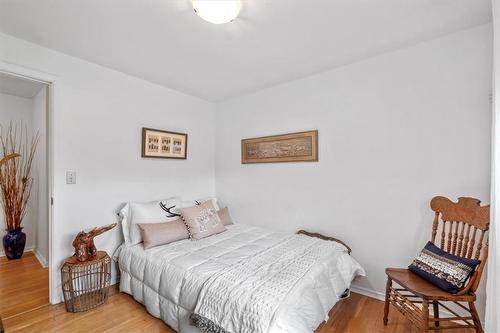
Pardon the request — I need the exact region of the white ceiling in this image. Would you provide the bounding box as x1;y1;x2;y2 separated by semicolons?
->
0;73;46;98
0;0;492;102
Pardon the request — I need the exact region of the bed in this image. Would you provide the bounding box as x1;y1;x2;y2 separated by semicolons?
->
117;223;365;333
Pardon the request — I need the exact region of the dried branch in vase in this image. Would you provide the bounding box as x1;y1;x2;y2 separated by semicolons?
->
0;124;39;231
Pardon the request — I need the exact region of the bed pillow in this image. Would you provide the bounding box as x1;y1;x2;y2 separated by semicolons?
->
408;241;480;293
119;196;181;245
138;219;189;249
217;207;233;226
179;201;226;240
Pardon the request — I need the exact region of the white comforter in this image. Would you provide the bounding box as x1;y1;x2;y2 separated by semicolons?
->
118;224;365;333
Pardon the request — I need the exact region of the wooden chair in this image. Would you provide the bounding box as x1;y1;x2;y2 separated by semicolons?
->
384;196;489;332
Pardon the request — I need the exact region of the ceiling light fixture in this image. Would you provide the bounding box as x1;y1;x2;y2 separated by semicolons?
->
192;0;242;24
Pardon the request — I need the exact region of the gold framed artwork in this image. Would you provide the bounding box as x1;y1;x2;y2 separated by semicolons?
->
241;130;318;164
142;128;188;159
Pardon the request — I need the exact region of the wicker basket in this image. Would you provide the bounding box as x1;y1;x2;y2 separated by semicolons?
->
61;251;111;312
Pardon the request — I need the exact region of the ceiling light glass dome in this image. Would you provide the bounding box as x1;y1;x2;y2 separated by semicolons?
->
192;0;242;24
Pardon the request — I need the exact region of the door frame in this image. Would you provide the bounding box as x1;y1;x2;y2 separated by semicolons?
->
0;61;57;304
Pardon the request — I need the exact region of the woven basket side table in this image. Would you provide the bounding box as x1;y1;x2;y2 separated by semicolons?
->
61;251;111;312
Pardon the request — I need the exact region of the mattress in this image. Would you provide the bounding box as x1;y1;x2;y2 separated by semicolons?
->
118;224;365;333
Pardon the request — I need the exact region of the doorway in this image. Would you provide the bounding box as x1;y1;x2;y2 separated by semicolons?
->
0;71;52;322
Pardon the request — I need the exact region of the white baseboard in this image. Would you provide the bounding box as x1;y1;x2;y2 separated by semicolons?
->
350;285;386;301
33;248;48;268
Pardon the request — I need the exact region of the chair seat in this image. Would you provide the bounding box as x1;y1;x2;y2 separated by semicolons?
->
385;268;476;302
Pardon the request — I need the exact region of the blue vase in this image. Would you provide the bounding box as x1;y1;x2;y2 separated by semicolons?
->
2;228;26;260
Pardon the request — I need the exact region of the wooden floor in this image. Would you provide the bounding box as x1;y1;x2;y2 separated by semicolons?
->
3;292;477;333
1;254;475;333
0;252;49;319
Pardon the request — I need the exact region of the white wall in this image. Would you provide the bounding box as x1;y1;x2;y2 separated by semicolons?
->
0;32;217;303
32;87;48;266
0;92;36;253
215;24;492;318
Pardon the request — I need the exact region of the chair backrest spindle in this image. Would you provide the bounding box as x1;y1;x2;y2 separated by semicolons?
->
456;221;465;256
451;221;460;254
475;231;485;260
468;227;477;259
446;221;453;252
440;221;446;249
461;224;471;257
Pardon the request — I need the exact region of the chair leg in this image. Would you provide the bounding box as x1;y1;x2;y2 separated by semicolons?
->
469;302;483;333
422;300;429;333
432;301;440;329
383;277;392;325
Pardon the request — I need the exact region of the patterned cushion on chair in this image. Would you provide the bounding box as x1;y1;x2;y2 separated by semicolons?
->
409;241;480;293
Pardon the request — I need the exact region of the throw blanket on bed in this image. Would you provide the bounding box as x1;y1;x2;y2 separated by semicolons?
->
190;234;346;333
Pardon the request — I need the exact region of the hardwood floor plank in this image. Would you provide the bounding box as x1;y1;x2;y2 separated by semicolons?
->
0;252;49;318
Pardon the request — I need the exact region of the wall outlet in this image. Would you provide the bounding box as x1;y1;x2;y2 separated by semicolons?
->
66;171;76;184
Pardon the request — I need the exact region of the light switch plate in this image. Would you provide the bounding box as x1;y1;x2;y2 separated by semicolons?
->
66;171;76;184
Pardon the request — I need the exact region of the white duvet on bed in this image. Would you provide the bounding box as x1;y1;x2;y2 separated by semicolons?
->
118;224;365;333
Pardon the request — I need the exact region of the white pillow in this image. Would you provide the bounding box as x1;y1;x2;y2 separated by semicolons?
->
119;197;181;245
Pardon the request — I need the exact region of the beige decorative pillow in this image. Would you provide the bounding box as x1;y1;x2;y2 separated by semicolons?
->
217;207;233;226
138;219;189;249
179;201;226;240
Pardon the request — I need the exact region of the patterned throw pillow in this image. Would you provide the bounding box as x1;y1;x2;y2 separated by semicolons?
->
409;242;481;293
179;201;227;240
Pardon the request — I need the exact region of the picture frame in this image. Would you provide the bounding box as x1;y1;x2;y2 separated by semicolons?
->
241;130;318;164
141;128;188;159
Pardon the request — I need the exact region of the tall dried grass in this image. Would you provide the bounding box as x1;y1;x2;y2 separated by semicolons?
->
0;124;39;231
